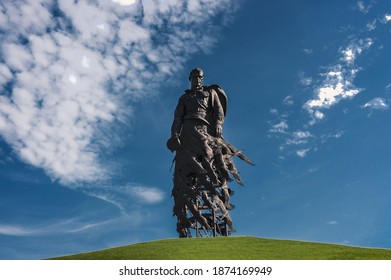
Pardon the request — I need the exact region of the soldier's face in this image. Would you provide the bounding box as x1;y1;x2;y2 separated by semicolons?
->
190;74;203;88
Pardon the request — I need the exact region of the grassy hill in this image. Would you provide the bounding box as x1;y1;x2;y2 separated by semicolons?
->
49;236;391;260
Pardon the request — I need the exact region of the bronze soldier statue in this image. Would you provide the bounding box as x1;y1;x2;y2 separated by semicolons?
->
167;67;253;237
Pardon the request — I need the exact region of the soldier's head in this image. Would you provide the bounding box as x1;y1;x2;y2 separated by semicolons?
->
189;67;204;89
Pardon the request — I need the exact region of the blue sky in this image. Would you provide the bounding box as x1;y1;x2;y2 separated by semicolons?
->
1;0;391;259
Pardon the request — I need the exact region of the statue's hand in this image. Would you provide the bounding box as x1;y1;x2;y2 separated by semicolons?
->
167;133;181;152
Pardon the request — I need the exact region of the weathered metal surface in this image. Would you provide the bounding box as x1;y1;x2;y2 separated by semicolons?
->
167;68;252;238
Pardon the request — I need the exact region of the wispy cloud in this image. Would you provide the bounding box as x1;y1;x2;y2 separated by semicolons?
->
286;131;313;145
85;184;165;213
0;225;37;237
362;97;389;110
320;130;345;144
270;37;374;158
298;71;313;87
269;120;289;134
367;13;391;31
268;110;316;157
126;185;165;204
268;4;390;161
303;48;313;55
304;38;373;125
0;0;237;185
356;1;374;14
0;217;115;237
305;69;360;109
283;95;294;106
366;19;377;31
296;148;310;158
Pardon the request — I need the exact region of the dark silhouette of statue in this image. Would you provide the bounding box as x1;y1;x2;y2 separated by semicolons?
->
167;67;253;237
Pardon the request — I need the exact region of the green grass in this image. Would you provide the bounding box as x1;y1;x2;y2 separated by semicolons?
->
49;236;391;260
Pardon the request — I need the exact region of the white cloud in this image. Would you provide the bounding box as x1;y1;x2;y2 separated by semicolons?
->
0;225;36;236
314;110;325;120
269;121;289;134
0;0;237;185
320;130;345;143
306;70;360;109
112;0;136;6
367;19;377;31
2;43;33;71
85;184;165;213
340;39;373;64
304;39;373;124
356;1;365;12
356;1;373;14
0;217;115;236
303;48;313;55
87;192;126;212
68;74;78;84
378;14;391;24
294;131;312;139
362;98;389;110
286;131;313;145
332;130;344;139
81;56;90;68
283;96;294;106
299;71;313;86
300;77;313;86
296;148;310;158
126;185;165;204
0;63;13;86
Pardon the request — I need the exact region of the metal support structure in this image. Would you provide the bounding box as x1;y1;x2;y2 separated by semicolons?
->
183;189;230;238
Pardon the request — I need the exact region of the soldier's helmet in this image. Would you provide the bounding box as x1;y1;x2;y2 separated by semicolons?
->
188;67;204;81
